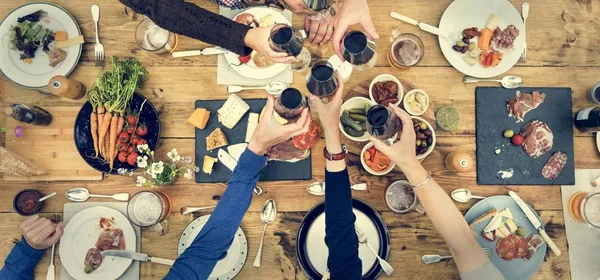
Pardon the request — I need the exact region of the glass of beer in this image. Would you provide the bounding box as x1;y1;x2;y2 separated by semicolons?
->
384;180;425;214
135;18;178;53
568;191;600;237
126;191;171;236
388;33;424;69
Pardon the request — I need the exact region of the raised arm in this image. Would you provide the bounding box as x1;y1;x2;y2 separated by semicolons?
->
310;71;362;279
165;96;310;280
371;106;504;279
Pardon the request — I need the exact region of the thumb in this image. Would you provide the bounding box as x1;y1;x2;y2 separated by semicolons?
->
264;95;275;118
362;19;379;40
309;94;324;112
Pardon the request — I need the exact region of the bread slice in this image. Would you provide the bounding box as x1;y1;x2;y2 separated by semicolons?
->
469;208;498;230
0;146;47;176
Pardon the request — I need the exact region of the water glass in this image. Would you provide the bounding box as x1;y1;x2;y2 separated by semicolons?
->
366;104;401;141
126;191;171;235
306;60;339;98
269;24;311;71
342;31;377;71
135;18;178;53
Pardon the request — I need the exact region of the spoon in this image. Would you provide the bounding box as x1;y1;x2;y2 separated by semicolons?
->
180;206;216;215
227;81;287;95
66;187;130;202
307;182;368;196
38;192;56;202
462;75;523;89
253;199;277;268
451;188;486;203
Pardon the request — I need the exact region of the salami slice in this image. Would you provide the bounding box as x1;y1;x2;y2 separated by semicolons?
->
515;235;529;258
292;122;322;150
496;234;518;260
541;151;567;180
84;248;103;271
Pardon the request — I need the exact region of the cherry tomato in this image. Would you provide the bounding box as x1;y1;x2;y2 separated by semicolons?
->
126;126;135;135
127;146;134;153
118;151;128;163
118;132;130;142
239;54;251;64
136;124;148;136
127;115;138;125
127;152;139;166
511;134;524;146
137;139;148;146
117;143;128;152
131;134;141;145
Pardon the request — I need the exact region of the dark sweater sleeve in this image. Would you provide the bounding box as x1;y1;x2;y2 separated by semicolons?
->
0;238;45;280
324;169;362;280
164;148;266;280
119;0;252;55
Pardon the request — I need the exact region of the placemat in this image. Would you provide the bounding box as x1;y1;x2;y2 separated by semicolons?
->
217;7;293;86
561;169;600;280
60;202;141;280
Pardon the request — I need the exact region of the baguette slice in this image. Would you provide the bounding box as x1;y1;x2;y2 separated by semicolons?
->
0;146;47;176
469;208;498;230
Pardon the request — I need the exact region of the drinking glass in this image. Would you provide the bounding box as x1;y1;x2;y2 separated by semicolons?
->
270;24;311;71
126;191;171;236
342;30;377;71
569;192;600;237
384;180;425;215
135;18;178;53
304;0;335;21
274;88;307;120
366;104;401;141
305;60;339;98
388;33;424;69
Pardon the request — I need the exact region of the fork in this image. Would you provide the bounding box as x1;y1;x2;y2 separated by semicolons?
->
46;214;61;280
354;225;394;276
91;5;104;67
422;248;490;264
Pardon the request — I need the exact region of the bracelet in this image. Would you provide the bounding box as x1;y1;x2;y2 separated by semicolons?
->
410;172;432;188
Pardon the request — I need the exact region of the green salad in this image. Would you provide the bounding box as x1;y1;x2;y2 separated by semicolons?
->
9;10;54;61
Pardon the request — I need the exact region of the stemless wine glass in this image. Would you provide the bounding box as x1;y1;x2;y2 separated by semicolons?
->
269;24;311;71
366;104;401;140
135;18;178;53
126;191;171;236
304;0;335;21
342;30;377;71
274;88;307;120
306;60;339;98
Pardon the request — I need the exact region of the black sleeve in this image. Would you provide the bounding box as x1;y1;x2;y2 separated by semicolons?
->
120;0;252;55
324;169;362;280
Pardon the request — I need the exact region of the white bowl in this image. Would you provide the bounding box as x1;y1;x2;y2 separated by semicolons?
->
369;74;404;106
411;116;436;160
340;97;376;142
403;89;429;116
360;142;395;176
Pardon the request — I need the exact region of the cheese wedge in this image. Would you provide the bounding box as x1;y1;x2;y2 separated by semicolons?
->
202;156;218;175
188;108;211;129
496;223;511;238
218;94;249;129
483;211;503;233
245;113;259;143
54;35;84;49
500;208;513;219
505;219;518;233
206;128;228;151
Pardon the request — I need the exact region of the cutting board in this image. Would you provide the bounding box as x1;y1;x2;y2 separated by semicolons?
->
475;87;574;185
194;99;312;183
4;106;103;181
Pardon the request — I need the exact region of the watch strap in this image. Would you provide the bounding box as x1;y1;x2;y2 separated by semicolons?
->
323;144;347;161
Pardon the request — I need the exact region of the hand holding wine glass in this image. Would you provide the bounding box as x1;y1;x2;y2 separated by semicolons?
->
331;0;379;61
304;11;336;45
309;70;344;134
245;26;297;64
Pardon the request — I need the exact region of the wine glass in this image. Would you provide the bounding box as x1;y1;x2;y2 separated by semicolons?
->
366;105;401;141
274;88;307;120
342;30;377;71
304;0;336;21
305;60;339;98
269;24;311;71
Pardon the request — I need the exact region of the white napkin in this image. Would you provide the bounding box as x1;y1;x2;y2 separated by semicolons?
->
561;169;600;280
217;7;293;86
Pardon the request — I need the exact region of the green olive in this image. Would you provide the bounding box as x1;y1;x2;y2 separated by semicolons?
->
468;42;476;51
516;227;526;237
419;122;428;130
421;141;428;148
503;129;515;138
416;139;422;146
456;41;465;47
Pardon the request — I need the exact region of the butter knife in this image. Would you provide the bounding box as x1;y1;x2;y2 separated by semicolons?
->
100;250;175;266
172;47;229;58
389;12;458;40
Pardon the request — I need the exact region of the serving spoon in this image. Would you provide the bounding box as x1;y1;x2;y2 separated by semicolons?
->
66;187;130;202
451;189;486;203
462;75;523;89
253;199;277;268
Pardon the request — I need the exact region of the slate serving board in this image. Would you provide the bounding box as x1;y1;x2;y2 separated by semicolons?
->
194;99;312;183
475;87;574;185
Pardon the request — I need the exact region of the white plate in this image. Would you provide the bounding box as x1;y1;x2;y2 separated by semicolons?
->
224;7;289;80
0;3;82;88
438;0;525;78
178;215;247;280
60;206;136;280
305;209;380;276
596;132;600;153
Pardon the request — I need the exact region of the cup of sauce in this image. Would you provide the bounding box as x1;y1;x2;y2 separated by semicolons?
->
13;189;42;216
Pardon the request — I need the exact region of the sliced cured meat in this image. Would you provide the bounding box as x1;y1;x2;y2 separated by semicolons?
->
507;91;546;122
95;229;125;251
99;217;115;230
492;25;520;50
292;122;322;150
84;248;103;273
542;152;567;180
524;234;545;260
496;234;518;260
267;139;310;162
515;235;529;258
521;120;553;158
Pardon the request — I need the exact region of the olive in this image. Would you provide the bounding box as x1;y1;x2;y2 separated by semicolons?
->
417;146;427;155
460;46;468;53
419;122;428;130
452;45;461;52
468;42;476;51
516;227;526;237
503;129;515;138
462;37;470;44
416;132;427;140
426;136;433;146
421;141;428;148
414;125;420;133
416;139;422;146
456;41;465;47
423;129;432;136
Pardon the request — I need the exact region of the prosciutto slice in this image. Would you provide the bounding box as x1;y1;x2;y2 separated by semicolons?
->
524;234;545;260
521;120;553;158
507;91;546;122
267;139;310;162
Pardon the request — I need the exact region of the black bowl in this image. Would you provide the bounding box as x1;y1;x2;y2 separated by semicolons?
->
74;92;161;174
13;189;42;216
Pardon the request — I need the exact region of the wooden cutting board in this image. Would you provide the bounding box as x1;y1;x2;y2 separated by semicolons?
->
4;106;103;181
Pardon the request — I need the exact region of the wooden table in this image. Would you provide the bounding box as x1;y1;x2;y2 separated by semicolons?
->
1;0;598;278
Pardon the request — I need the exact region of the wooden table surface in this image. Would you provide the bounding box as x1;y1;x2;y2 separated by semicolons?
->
1;0;599;279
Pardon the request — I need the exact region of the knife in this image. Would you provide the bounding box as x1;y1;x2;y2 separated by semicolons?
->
100;250;175;266
218;148;238;172
508;191;561;256
389;12;457;40
172;47;229;58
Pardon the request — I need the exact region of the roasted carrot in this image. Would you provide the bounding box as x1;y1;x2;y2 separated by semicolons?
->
97;106;105;157
98;111;113;158
113;115;125;161
108;115;119;170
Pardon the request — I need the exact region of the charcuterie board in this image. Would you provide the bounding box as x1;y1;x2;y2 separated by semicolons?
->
475;87;574;185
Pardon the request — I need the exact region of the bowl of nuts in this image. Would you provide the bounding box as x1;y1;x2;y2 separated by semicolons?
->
411;116;436;160
369;74;403;106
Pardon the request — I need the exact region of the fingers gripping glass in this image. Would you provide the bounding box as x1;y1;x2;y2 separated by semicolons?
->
305;60;339;98
269;24;311;71
342;31;377;71
366;105;401;141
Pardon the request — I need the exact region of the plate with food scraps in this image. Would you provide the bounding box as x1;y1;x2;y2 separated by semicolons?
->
224;7;290;80
0;3;82;88
465;195;547;280
438;0;525;78
74;92;161;174
60;206;136;280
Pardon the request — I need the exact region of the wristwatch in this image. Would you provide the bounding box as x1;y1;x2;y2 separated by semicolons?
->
323;144;347;161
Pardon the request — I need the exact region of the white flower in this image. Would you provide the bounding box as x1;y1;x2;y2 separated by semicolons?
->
151;161;164;175
137;144;149;153
184;156;192;163
117;168;128;175
136;176;147;187
167;148;179;160
137;155;149;168
184;169;193;179
194;166;201;173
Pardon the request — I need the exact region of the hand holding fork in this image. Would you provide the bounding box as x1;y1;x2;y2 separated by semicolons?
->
46;214;62;280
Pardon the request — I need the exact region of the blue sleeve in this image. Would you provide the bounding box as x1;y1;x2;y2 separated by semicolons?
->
0;238;45;280
324;169;362;280
164;149;266;280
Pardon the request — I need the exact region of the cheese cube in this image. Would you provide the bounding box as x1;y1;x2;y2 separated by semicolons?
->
188;108;211;129
245;113;259;142
202;156;218;175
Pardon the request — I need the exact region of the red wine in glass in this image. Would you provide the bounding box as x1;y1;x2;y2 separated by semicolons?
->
275;88;307;120
342;31;377;71
366;105;401;140
270;24;311;71
306;61;339;97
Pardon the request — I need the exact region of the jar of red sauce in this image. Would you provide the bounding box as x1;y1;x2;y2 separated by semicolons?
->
13;189;42;216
